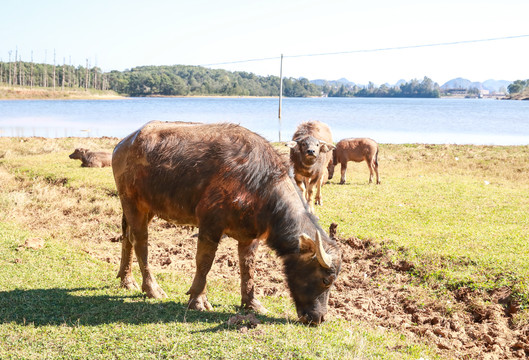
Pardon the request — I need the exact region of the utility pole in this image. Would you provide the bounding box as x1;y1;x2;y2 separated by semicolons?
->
278;54;283;142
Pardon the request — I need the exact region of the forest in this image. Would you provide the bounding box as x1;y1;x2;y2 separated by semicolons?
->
0;60;443;98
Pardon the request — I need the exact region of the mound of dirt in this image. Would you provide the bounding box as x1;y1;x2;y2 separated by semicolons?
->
103;220;529;359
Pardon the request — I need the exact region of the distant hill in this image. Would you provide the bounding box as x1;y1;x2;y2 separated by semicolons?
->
311;78;357;87
482;79;512;92
311;77;512;93
440;78;511;92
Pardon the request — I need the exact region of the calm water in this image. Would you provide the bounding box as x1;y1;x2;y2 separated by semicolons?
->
1;97;528;145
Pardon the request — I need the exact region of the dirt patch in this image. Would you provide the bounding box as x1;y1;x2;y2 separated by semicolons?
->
97;221;529;359
326;226;529;360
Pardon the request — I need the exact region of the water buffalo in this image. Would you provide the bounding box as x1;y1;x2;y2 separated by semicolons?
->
329;138;380;184
287;121;335;213
69;148;112;168
112;121;342;325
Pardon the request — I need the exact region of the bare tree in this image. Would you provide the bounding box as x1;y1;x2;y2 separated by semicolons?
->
53;49;56;90
13;48;18;86
85;58;89;90
8;50;12;85
94;56;98;90
44;50;48;88
30;51;34;88
19;54;24;86
68;56;72;88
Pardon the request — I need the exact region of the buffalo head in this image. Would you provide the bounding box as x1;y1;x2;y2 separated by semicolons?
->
287;136;335;166
284;231;341;325
69;148;89;160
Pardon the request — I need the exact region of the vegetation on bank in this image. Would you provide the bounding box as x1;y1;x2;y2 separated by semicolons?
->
1;60;441;98
0;137;528;358
326;76;440;98
1;59;526;99
507;79;529;100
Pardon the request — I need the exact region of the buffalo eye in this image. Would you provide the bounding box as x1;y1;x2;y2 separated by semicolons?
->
322;273;336;287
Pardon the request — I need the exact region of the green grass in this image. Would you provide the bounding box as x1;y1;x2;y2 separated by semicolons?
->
2;138;529;359
318;144;529;304
0;138;439;359
0;222;431;359
4;151;116;192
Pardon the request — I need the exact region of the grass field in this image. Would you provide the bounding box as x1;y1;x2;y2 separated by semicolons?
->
1;137;528;359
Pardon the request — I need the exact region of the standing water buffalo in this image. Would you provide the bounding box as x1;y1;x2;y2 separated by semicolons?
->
287;121;335;213
112;121;342;325
69;148;112;168
328;138;380;184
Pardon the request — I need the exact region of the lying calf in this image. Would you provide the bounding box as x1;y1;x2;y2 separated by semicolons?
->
69;148;112;168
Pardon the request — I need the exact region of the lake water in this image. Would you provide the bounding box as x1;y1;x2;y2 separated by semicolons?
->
1;97;528;145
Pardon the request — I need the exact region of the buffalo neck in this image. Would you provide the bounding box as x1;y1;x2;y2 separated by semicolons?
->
262;179;322;257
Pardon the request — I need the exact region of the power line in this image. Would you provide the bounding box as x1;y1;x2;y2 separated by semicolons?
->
199;34;529;67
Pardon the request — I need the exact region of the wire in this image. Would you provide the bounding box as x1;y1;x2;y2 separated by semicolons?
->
200;34;529;67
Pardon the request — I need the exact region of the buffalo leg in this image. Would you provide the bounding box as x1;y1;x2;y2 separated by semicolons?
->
117;216;139;290
238;239;267;313
339;162;347;184
367;161;374;184
186;231;220;311
314;178;323;206
125;208;167;299
305;181;316;213
374;161;380;184
294;176;307;203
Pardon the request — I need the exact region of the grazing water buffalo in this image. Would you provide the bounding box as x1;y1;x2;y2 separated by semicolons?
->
287;121;335;213
69;148;112;168
329;138;380;184
112;121;342;325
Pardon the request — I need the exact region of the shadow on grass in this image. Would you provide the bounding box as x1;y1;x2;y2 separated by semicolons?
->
0;287;289;328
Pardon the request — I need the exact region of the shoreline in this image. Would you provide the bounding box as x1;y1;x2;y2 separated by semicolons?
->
0;85;125;100
2;85;525;101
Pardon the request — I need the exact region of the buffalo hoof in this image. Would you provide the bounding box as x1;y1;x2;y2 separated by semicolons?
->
142;283;167;299
243;299;268;314
119;275;140;290
188;295;213;311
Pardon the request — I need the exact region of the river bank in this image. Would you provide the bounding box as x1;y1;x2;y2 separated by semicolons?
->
0;85;124;100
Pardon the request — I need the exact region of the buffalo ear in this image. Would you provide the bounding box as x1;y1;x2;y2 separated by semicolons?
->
319;141;336;153
299;233;316;254
286;141;298;149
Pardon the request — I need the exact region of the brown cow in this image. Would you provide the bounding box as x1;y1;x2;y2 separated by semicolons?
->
328;138;380;184
69;148;112;168
287;121;335;213
112;121;342;325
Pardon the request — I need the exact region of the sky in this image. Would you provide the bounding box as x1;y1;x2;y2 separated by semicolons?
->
1;0;529;86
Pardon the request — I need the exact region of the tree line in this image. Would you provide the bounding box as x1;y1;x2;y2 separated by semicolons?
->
106;65;323;97
324;77;441;98
0;59;109;91
0;59;445;98
507;79;529;94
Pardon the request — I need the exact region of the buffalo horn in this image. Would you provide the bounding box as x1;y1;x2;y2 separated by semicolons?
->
315;231;333;269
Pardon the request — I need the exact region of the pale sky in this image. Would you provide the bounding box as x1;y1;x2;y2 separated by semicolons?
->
2;0;528;86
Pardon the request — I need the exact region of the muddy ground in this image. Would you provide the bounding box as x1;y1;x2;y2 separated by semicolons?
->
86;219;529;360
